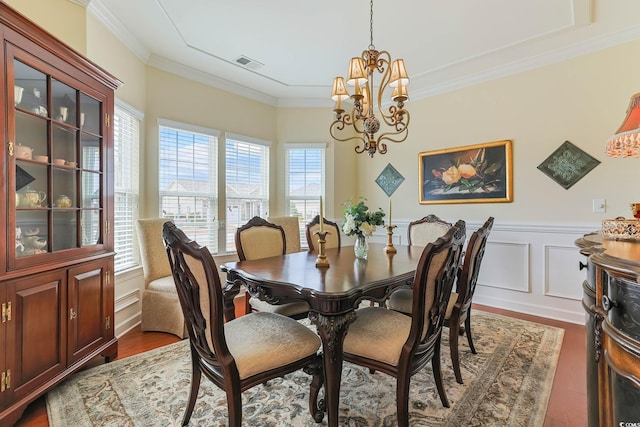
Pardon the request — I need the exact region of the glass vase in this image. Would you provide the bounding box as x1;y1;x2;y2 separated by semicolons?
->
354;234;369;259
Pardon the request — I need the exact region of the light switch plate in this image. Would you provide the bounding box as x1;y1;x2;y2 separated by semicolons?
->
593;199;606;213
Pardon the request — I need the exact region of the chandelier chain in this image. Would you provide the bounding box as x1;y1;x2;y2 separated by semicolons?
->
369;0;375;50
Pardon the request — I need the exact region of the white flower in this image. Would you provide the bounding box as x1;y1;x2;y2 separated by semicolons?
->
361;222;376;236
342;215;357;235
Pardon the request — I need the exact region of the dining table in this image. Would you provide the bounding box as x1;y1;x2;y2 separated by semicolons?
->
221;243;425;427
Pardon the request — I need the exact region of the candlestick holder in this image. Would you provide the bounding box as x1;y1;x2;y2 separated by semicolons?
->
314;230;330;268
384;225;397;253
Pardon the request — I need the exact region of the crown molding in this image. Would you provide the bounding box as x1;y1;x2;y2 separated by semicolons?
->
147;55;278;107
68;0;91;7
412;23;640;100
88;0;150;63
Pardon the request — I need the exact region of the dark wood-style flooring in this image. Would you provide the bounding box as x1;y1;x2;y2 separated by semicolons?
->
14;303;587;427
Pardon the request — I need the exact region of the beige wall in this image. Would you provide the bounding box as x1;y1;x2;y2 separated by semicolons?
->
143;67;278;219
275;107;356;218
348;40;640;226
4;0;86;53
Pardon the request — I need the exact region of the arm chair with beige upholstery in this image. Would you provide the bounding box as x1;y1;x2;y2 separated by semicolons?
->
163;222;324;426
136;218;187;338
305;215;341;251
341;221;466;426
235;216;310;319
267;216;302;253
444;216;494;384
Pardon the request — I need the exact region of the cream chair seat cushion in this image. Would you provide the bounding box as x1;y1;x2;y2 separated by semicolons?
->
147;276;178;294
224;312;321;379
343;307;412;366
387;288;458;319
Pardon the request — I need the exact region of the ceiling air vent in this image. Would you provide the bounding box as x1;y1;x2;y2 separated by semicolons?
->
234;55;264;70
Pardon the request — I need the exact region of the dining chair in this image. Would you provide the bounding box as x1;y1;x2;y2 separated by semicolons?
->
341;220;466;425
163;222;324;426
305;215;341;251
387;217;494;384
407;214;452;246
267;215;302;253
235;216;310;319
382;214;453;311
136;217;187;338
444;216;494;383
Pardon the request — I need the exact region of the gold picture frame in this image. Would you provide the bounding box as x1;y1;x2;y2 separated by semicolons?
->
419;140;513;204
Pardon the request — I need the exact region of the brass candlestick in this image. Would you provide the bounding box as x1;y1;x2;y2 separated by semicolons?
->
384;225;397;253
314;230;330;268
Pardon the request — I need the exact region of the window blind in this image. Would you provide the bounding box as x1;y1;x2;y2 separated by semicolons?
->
113;103;141;272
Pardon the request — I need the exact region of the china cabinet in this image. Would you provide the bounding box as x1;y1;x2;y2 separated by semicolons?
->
576;232;640;427
0;3;121;425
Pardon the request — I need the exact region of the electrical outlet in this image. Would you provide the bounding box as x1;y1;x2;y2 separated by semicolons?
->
593;199;606;213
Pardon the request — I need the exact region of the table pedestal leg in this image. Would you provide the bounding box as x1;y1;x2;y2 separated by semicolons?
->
309;310;357;427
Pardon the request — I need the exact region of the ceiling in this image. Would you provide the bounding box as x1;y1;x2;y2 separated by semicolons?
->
89;0;640;107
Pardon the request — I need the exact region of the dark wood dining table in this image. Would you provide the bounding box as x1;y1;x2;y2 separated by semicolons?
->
221;243;425;427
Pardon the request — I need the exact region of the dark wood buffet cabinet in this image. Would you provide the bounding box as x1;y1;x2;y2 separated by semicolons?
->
576;232;640;427
0;3;121;425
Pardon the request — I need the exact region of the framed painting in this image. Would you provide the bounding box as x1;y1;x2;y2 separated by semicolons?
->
419;139;513;204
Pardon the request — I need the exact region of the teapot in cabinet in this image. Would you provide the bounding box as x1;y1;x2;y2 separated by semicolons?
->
15;144;34;159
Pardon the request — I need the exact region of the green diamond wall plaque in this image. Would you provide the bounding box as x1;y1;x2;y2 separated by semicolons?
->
376;163;405;196
537;141;600;189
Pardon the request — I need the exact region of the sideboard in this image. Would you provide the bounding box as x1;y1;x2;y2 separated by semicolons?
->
576;232;640;427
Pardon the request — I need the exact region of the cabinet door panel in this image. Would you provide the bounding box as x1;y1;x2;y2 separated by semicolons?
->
67;260;111;365
6;272;66;402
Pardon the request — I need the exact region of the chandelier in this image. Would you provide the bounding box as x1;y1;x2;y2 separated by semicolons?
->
329;0;410;157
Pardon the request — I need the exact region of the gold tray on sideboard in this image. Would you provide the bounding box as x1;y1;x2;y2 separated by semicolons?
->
602;218;640;241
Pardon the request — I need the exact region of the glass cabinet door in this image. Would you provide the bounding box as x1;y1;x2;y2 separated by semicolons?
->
10;54;105;266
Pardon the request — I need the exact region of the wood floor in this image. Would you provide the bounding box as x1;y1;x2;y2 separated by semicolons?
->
13;303;587;427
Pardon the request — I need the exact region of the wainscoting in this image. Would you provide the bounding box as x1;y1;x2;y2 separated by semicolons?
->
367;220;594;325
114;220;594;337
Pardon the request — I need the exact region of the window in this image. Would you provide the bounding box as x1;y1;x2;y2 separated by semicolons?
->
113;101;142;272
285;144;325;247
158;119;219;251
225;134;270;252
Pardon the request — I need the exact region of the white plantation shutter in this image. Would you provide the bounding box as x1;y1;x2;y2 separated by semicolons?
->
285;143;325;248
158;119;219;251
113;101;142;272
225;134;270;252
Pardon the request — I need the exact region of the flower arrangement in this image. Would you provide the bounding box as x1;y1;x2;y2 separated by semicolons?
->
342;198;385;238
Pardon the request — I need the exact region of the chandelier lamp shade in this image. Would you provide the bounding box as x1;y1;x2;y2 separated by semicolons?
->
329;0;410;157
606;92;640;158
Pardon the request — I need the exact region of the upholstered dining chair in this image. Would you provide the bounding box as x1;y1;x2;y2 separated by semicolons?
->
341;221;466;425
136;218;187;338
267;215;302;253
235;216;309;319
444;216;494;383
163;222;324;426
407;214;452;246
305;215;341;251
387;217;494;384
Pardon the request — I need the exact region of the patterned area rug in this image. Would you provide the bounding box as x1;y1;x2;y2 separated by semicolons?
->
46;311;563;426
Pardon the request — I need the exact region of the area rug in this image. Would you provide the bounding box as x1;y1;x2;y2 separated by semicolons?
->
46;311;564;426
